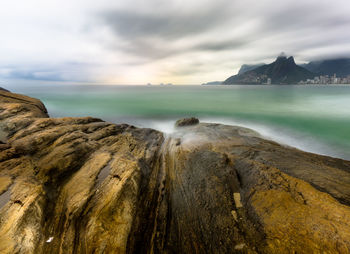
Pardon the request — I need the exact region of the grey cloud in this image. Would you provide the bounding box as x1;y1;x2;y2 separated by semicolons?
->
97;1;250;62
99;0;350;70
2;0;350;83
261;4;350;32
194;39;250;52
101;4;230;41
167;62;207;76
4;70;65;81
119;38;250;64
0;62;97;82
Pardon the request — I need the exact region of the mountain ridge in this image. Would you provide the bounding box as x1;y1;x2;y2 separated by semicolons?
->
223;55;315;85
301;58;350;77
238;63;265;74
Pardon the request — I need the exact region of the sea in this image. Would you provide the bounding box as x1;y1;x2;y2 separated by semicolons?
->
8;84;350;160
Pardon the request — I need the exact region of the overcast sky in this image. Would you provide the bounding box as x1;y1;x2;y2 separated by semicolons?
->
1;0;350;85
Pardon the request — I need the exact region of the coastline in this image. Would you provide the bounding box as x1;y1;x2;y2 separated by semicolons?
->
1;89;350;253
7;83;350;161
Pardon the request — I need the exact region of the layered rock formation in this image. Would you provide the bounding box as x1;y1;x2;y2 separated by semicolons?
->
1;89;350;253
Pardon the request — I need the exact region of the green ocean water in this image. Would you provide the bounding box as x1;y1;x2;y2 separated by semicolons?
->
10;84;350;160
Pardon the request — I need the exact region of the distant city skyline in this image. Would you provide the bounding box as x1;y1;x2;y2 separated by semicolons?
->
1;0;350;85
300;74;350;85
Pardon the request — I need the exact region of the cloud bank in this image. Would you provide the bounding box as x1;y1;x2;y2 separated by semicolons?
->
1;0;350;84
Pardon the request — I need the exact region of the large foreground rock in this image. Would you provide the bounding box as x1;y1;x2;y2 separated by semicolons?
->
1;89;350;253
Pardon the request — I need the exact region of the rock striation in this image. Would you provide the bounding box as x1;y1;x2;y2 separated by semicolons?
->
1;89;350;253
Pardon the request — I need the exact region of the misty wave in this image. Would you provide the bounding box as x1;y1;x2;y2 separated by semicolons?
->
129;117;349;160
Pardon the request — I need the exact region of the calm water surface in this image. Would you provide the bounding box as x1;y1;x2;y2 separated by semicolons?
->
9;84;350;160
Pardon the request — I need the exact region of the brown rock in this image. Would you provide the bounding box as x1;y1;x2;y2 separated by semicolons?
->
175;117;199;127
1;91;350;253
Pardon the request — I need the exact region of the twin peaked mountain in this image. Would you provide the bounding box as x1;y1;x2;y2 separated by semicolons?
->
223;55;314;85
222;55;350;85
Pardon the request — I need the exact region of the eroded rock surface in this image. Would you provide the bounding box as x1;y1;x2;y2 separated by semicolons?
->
1;89;350;253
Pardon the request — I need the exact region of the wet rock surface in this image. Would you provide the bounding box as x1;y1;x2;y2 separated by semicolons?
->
175;117;199;127
1;89;350;253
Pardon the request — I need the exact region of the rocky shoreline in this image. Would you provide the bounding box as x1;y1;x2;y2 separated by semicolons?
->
1;89;350;253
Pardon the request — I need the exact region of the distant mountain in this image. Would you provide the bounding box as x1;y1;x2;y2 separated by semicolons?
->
223;56;315;85
301;58;350;77
201;81;222;85
238;64;265;74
